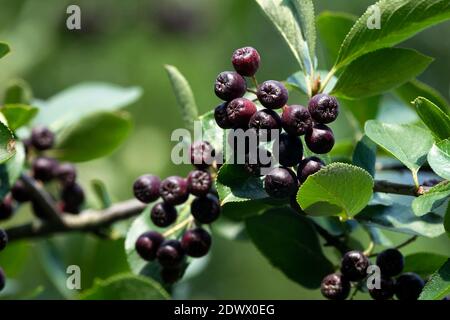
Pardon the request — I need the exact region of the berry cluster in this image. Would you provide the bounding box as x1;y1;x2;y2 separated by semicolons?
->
321;248;425;300
213;47;339;200
133;141;220;284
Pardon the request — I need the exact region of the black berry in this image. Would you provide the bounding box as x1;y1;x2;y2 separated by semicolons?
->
321;273;351;300
32;157;58;182
226;98;257;129
61;182;85;209
0;229;8;251
277;132;303;167
244;148;272;176
248;109;281;140
395;273;424;301
257;80;288;109
191;194;221;224
0;196;14;221
151;202;178;227
159;176;189;205
187;170;212;197
305;124;335;154
297;157;325;183
214;71;246;101
11;179;30;202
133;175;161;203
30;126;55;151
232;46;260;77
308;94;339;124
264;167;298;199
181;228;212;258
214;102;233;129
135;231;164;261
160;267;182;284
190;141;215;170
281;105;313;136
369;277;395;300
157;240;185;268
376;248;404;277
340;250;370;281
0;267;5;292
55;163;77;186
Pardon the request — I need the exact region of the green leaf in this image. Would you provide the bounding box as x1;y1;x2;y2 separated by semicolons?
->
52;111;132;162
419;259;450;300
352;135;377;177
365;120;434;173
0;121;16;164
365;226;393;247
404;253;448;278
246;207;334;289
33;82;142;131
221;200;272;221
290;0;316;69
412;181;450;216
297;163;373;219
445;203;450;237
199;110;224;154
0;141;25;200
341;95;381;129
287;70;337;95
91;179;112;209
3;79;33;104
334;0;450;71
332;48;433;99
1;104;38;130
0;42;10;59
81;273;170;300
164;65;199;130
414;97;450;141
428;140;450;180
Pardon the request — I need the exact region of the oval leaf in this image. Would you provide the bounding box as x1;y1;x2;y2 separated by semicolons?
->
396;80;450;113
419;259;450;300
428;139;450;180
3;79;33;104
0;42;9;59
404;253;449;278
412;181;450;216
414;97;450;141
1;104;38;131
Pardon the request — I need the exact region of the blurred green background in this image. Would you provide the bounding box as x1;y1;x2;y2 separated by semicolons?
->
0;0;449;299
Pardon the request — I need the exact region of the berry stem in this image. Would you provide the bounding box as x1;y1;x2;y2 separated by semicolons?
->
412;170;420;189
319;67;336;93
368;235;418;257
363;241;375;256
251;76;258;89
163;216;194;238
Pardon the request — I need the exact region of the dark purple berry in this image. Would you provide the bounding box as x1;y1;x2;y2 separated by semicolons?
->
151;202;178;227
281;105;313;136
226;98;257;129
376;248;404;277
11;179;30;202
305;124;335;154
248;109;281;140
321;273;351;300
277;132;303;167
30;126;55;151
0;196;14;221
157;240;185;268
159;176;189;205
340;250;370;281
264;167;298;199
133;175;161;203
55;163;77;186
190;141;215;170
32;157;58;182
214;71;246;101
395;273;424;301
135;231;164;261
308;94;339;124
244;148;272;176
232;46;260;77
0;229;8;251
191;194;221;224
161;267;182;284
214;102;232;129
257;80;288;109
181;228;212;258
187;170;212;197
297;157;325;183
0;267;5;291
369;277;395;300
61;182;85;209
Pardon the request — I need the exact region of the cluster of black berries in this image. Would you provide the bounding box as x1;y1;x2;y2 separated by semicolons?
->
321;248;425;300
133;141;219;284
213;47;339;201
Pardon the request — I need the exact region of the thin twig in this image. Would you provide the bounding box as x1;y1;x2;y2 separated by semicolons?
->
369;235;418;257
312;222;350;255
373;180;428;197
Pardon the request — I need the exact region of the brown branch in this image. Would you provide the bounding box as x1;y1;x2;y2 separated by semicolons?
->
373;180;429;197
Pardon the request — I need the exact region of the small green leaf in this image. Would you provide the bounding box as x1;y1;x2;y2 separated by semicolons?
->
199;110;224;155
412;181;450;216
0;141;25;200
297;163;373;219
3;79;33;104
246;207;334;289
365;120;434;173
414;97;450;141
1;104;38;130
52;111;132;162
332;48;433;99
352;135;377;177
290;0;316;69
0;121;16;164
419;259;450;300
404;253;448;278
428;140;450;180
0;42;10;59
165;65;199;130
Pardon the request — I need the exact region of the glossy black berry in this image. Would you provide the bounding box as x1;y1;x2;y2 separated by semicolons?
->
257;80;288;109
244;148;272;176
281;105;313;136
133;175;161;203
248;109;281;140
135;231;164;261
61;182;85;209
30;126;55;151
395;273;424;301
264;167;298;199
341;250;370;281
369;277;396;300
161;267;182;284
55;163;77;186
151;202;178;227
0;267;5;292
232;46;260;77
308;94;339;124
297;157;325;183
191;194;221;224
214;71;246;101
11;179;30;202
376;248;404;277
32;157;58;182
157;240;185;268
187;170;212;197
214;102;232;129
0;196;14;221
278;132;303;167
159;176;189;205
226;98;257;129
181;228;212;258
0;229;8;251
190;141;215;170
321;273;351;300
305;124;335;154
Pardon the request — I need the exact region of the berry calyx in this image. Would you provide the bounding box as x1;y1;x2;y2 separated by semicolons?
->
0;196;14;221
281;105;313;136
305;124;335;154
232;46;260;77
264;167;298;199
135;231;164;261
191;194;221;224
151;202;178;227
157;240;185;268
0;228;8;251
248;109;281;139
297;156;325;183
376;248;404;277
11;179;30;203
340;250;370;281
32;157;58;182
395;273;424;301
368;277;395;300
181;228;212;258
55;163;77;186
257;80;288;109
190;141;215;170
308;94;339;124
30;126;55;151
159;176;189;205
187;170;212;197
320;273;351;300
214;102;232;129
277;132;303;167
214;71;246;101
133;175;161;203
226;98;257;129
